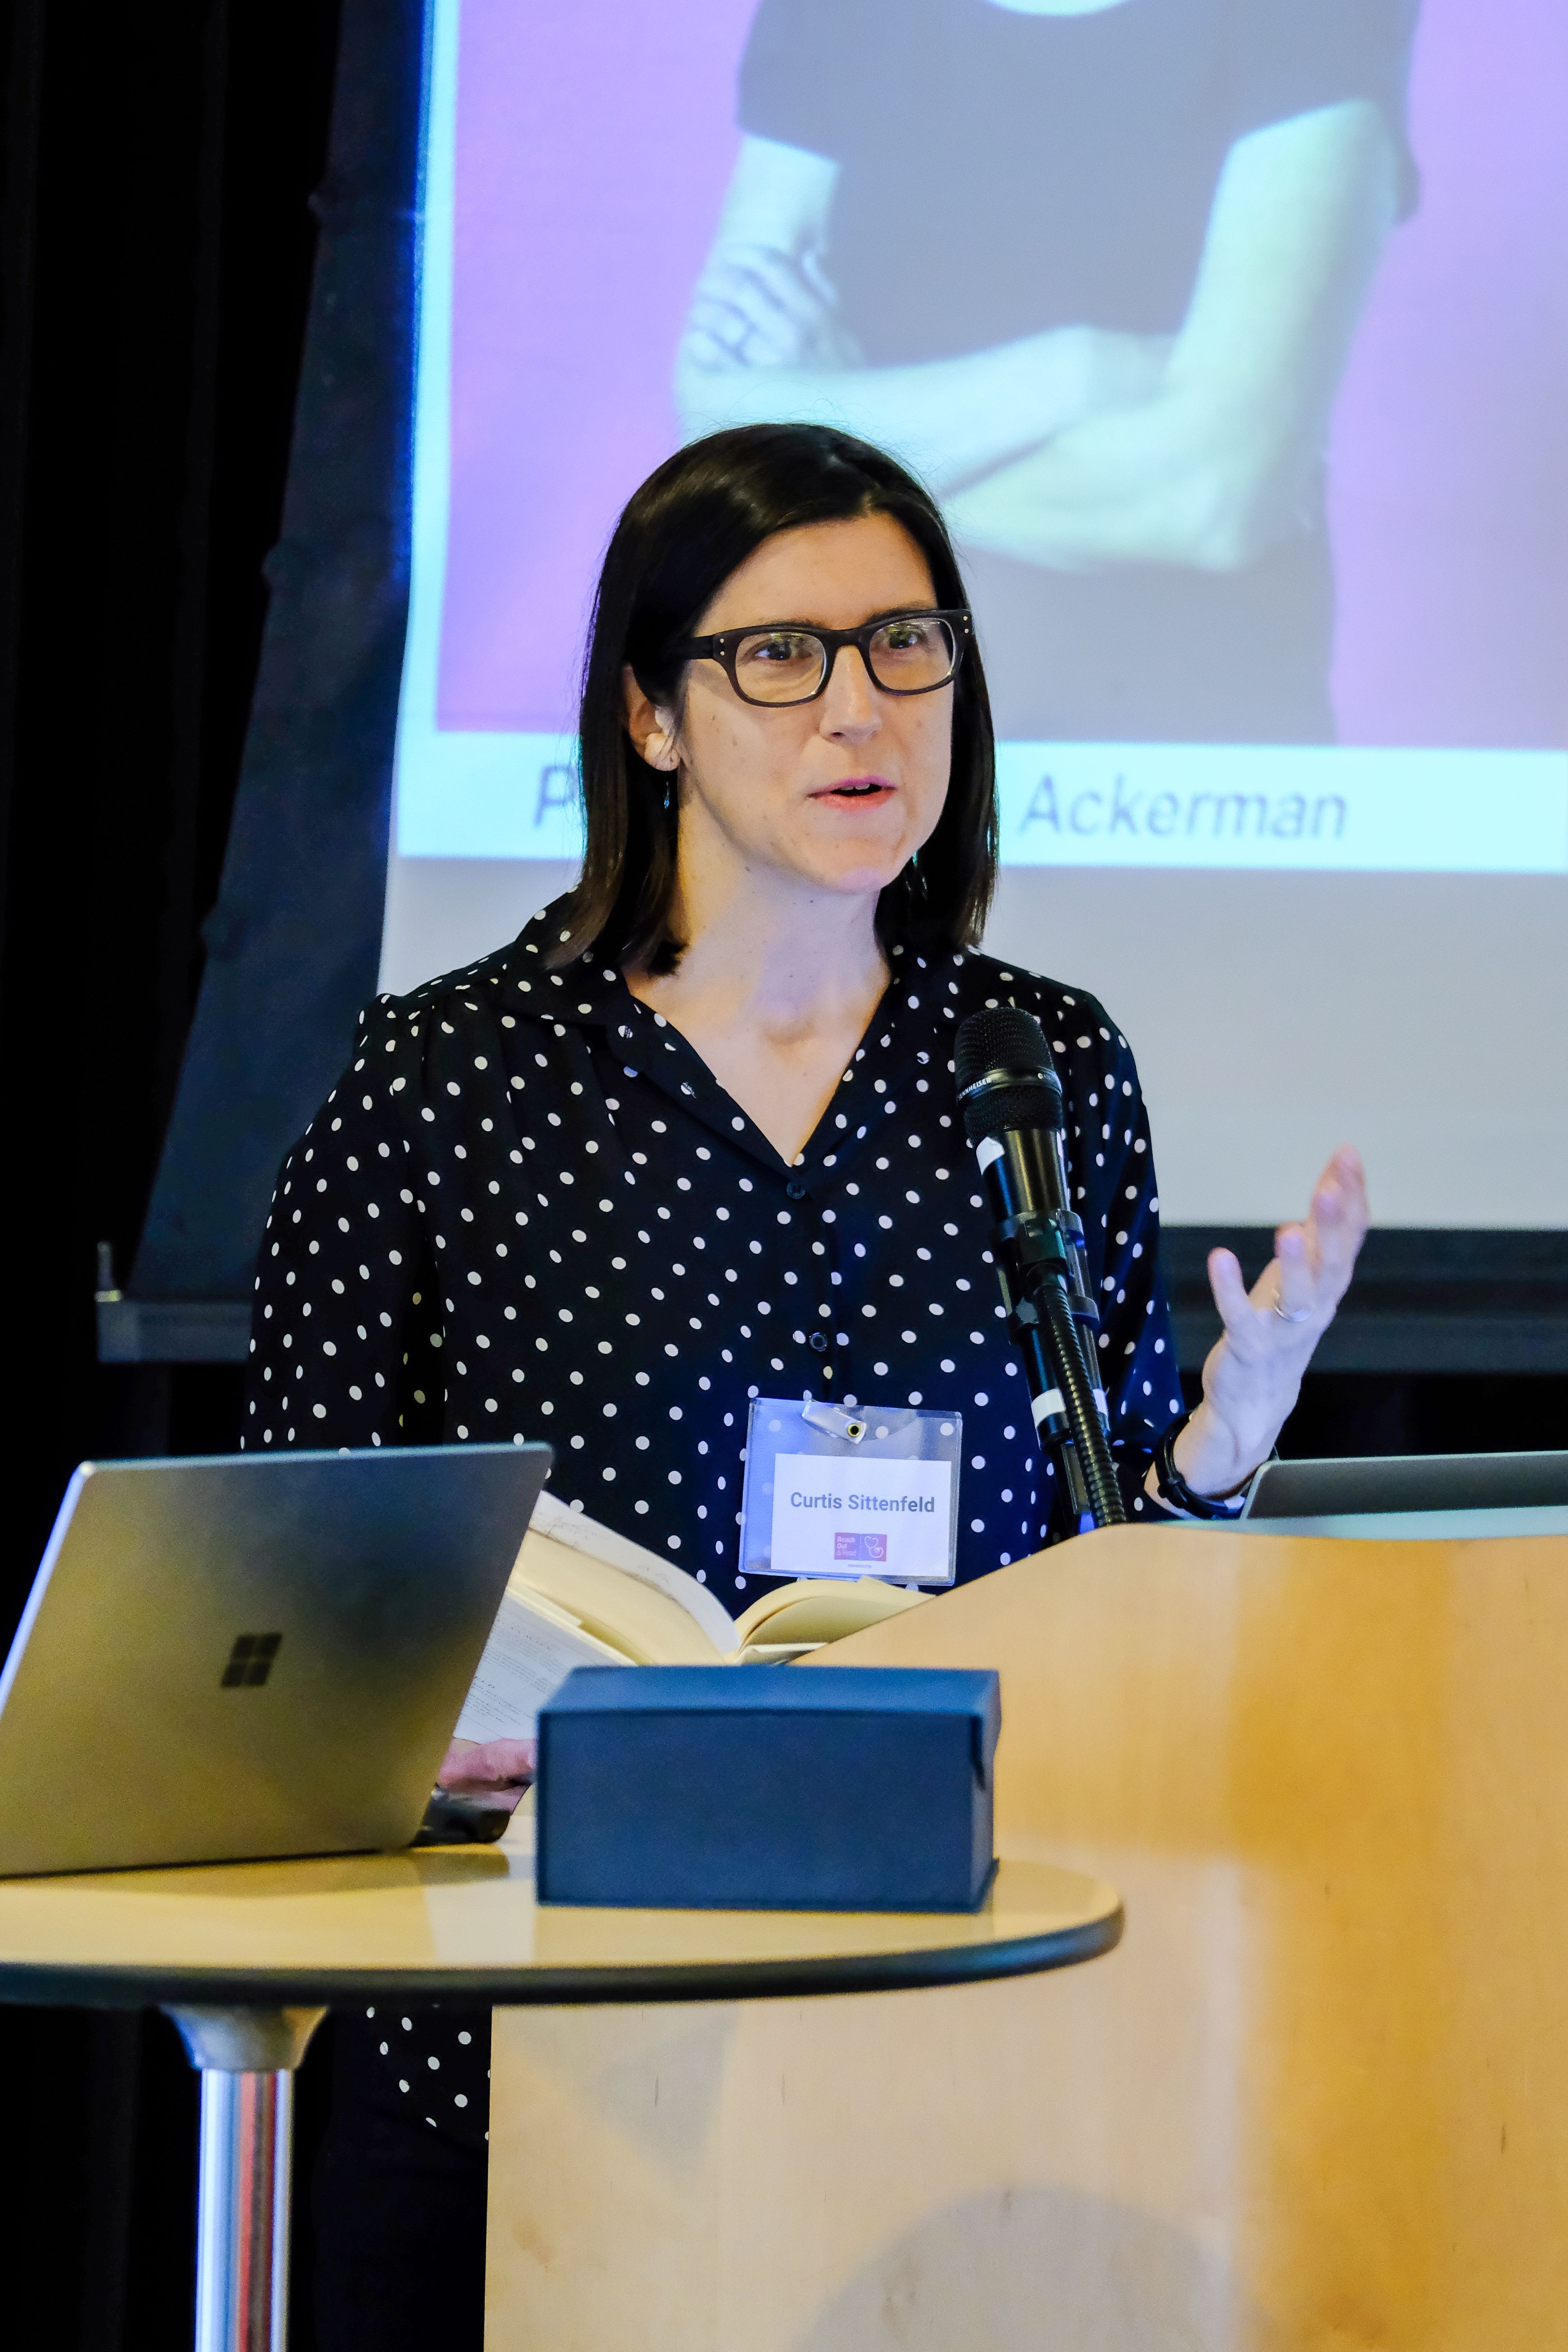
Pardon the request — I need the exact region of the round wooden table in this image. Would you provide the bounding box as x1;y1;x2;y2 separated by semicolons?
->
0;1830;1121;2352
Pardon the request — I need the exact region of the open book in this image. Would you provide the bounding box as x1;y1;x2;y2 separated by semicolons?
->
454;1489;928;1741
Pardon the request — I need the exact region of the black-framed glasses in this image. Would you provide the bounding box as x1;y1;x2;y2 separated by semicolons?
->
671;608;971;707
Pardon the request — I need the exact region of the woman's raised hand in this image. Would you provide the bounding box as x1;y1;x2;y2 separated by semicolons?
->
1171;1145;1369;1498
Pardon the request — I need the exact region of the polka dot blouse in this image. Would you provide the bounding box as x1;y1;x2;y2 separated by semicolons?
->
243;897;1186;2143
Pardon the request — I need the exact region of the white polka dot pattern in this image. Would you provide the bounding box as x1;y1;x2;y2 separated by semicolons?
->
245;904;1178;1584
248;903;1181;2146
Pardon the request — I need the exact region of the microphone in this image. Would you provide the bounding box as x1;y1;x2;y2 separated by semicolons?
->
955;1006;1126;1531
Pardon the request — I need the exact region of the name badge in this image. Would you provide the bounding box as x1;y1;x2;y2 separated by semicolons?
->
739;1397;963;1588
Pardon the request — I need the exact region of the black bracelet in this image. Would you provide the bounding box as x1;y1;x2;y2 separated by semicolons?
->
1151;1413;1252;1521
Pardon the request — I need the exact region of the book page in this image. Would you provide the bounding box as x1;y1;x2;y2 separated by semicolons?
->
524;1491;739;1653
731;1577;929;1650
454;1587;627;1742
514;1534;724;1665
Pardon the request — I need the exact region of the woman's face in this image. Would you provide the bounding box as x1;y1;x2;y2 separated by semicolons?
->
628;510;955;908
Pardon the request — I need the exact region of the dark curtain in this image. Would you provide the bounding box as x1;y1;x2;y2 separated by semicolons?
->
0;0;393;2338
132;0;423;1305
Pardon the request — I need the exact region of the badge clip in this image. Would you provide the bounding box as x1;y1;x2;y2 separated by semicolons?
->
801;1398;868;1445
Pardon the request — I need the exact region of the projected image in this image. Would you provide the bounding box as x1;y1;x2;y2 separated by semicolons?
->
678;0;1413;749
393;0;1568;876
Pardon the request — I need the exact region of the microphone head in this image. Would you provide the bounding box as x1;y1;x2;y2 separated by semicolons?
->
954;1006;1064;1144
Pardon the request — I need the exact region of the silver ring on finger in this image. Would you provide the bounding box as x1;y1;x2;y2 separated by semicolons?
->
1271;1289;1313;1324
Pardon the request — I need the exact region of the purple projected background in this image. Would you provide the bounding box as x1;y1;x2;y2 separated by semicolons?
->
438;0;1568;753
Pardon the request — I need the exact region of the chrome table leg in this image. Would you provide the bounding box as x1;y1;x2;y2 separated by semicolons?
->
165;2006;328;2352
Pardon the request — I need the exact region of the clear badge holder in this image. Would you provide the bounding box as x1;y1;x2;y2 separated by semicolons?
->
739;1396;964;1588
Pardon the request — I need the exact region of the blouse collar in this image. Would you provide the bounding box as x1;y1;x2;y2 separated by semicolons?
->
501;901;964;1184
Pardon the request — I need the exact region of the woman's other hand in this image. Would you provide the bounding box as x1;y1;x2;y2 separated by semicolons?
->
673;134;1148;482
1169;1144;1369;1498
943;101;1398;573
436;1735;537;1814
685;244;862;375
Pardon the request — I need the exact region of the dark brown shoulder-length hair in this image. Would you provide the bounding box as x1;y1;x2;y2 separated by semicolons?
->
547;422;997;972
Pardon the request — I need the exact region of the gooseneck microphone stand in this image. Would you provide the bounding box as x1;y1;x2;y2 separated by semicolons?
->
955;1008;1126;1532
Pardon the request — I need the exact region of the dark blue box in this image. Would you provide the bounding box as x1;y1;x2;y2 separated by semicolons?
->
535;1665;1001;1912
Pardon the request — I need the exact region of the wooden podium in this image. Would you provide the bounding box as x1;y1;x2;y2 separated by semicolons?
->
487;1524;1568;2350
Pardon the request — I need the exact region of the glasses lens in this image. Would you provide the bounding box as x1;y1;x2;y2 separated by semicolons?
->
866;615;959;693
732;629;829;705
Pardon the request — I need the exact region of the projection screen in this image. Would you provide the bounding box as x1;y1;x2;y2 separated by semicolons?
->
381;0;1568;1230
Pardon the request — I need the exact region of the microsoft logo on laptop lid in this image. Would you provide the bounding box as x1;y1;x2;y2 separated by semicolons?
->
220;1633;283;1689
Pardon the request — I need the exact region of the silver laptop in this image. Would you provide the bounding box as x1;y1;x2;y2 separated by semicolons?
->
0;1443;551;1876
1241;1449;1568;1540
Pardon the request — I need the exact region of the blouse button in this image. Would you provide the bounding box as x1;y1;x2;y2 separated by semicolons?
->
807;1331;829;1353
785;1181;807;1201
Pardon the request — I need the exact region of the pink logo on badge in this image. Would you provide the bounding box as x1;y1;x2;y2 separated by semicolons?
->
834;1532;887;1562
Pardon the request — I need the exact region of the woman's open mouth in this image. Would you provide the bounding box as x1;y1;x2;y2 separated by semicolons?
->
816;776;893;801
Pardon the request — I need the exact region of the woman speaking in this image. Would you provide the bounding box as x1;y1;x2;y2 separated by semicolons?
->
245;422;1366;2345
